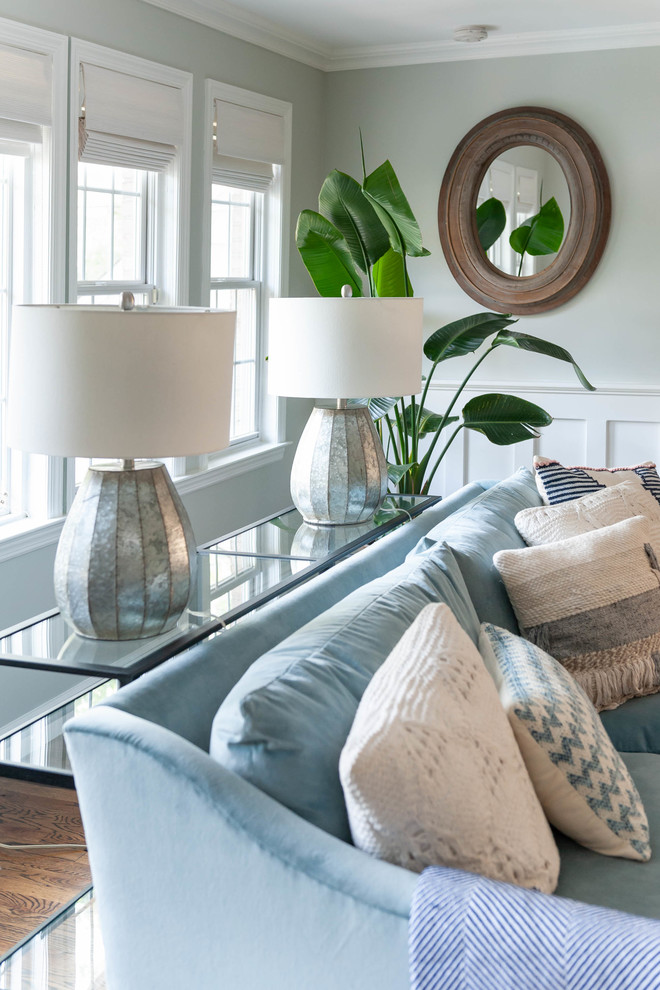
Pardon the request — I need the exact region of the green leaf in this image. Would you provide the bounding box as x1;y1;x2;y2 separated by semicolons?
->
424;312;517;363
403;405;458;436
366;396;399;421
510;197;564;258
462;393;552;445
493;330;595;391
373;247;413;297
476;197;506;252
318;170;390;274
295;210;363;297
387;461;415;484
362;160;429;258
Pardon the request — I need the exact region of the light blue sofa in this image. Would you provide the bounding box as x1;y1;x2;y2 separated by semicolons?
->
65;470;660;990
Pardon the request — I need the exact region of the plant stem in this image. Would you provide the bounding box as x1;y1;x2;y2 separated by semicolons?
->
385;414;398;464
416;343;497;488
439;344;495;430
410;394;418;464
424;424;464;491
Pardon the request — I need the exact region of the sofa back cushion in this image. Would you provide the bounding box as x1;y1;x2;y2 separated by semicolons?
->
210;545;479;842
409;468;542;631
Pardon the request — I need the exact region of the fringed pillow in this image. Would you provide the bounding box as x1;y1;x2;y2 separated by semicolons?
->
494;516;660;711
533;456;660;506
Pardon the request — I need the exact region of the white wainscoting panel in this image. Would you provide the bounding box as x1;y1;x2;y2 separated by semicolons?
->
426;383;660;496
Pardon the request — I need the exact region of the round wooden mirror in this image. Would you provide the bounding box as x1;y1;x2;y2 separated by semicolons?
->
438;107;611;314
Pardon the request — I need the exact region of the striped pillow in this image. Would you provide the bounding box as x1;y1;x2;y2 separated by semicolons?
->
494;516;660;711
533;456;660;506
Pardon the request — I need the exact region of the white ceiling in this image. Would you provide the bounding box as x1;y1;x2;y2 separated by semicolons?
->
143;0;660;70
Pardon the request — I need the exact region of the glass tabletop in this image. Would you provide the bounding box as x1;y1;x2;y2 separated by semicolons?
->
0;555;310;680
200;495;434;560
0;680;120;776
0;495;436;682
0;889;105;983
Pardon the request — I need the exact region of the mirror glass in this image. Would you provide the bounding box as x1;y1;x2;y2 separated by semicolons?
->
477;146;571;277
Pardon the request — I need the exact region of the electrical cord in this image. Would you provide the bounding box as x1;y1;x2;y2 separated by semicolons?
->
0;841;87;850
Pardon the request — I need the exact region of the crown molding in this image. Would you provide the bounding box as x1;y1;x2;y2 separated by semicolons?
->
140;0;331;70
327;23;660;71
141;2;660;71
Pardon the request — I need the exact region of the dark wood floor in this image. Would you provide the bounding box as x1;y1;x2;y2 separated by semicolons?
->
0;778;91;956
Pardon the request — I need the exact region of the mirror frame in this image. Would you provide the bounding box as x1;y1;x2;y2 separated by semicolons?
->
438;107;611;314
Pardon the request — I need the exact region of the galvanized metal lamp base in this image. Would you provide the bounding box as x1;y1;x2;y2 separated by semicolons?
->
290;405;388;526
54;461;196;641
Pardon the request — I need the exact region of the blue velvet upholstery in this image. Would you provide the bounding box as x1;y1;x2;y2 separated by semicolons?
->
409;467;542;631
63;472;660;990
99;481;489;752
210;545;478;841
600;694;660;754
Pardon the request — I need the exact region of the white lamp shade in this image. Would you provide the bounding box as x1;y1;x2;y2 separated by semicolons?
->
8;305;236;458
268;296;423;399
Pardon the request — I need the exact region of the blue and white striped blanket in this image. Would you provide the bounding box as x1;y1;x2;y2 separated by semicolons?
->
410;866;660;990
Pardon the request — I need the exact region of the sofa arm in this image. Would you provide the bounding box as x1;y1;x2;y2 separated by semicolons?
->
65;707;416;990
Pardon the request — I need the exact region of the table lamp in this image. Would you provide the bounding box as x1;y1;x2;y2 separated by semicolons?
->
8;300;236;641
268;289;422;526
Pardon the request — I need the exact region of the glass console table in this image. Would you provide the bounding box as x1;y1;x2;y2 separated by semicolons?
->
0;494;438;784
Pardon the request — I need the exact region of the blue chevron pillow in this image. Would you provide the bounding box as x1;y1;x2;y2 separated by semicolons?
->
479;623;651;862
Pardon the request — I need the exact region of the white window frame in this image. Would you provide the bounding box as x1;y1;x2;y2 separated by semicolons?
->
67;40;193;505
0;19;67;530
68;39;192;308
200;80;292;479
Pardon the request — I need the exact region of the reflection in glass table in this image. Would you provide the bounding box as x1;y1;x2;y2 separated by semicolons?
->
200;495;433;560
0;494;437;781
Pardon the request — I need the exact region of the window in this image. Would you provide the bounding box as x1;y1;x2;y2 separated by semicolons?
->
0;22;67;527
205;81;292;455
211;184;262;441
77;162;154;304
70;40;192;308
70;42;192;491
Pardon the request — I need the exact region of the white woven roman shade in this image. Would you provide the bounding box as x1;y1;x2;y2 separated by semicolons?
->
213;98;284;190
79;62;185;172
0;43;52;127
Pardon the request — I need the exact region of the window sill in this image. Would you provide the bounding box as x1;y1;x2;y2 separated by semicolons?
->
175;439;289;494
0;440;290;564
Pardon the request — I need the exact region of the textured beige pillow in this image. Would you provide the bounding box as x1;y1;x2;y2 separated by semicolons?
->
494;516;660;711
515;480;660;552
339;602;559;892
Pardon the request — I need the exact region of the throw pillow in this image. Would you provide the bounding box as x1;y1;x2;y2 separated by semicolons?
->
210;544;480;843
408;467;543;631
533;455;660;506
479;623;651;861
515;480;660;552
339;602;560;892
494;516;660;711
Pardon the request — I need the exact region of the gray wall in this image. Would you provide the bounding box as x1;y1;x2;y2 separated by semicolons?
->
0;0;324;628
324;48;659;389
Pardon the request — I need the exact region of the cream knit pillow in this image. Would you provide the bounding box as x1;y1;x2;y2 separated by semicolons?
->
339;603;559;892
515;480;660;552
494;516;660;711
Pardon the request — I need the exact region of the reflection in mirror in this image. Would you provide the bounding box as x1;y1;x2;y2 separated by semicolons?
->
477;146;571;276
